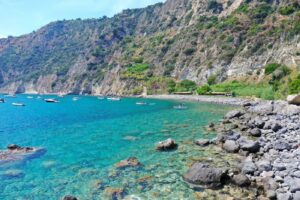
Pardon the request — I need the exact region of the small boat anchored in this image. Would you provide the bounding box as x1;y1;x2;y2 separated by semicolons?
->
0;98;5;103
44;98;59;103
173;104;188;110
107;97;121;101
136;102;147;105
12;103;25;107
72;97;79;101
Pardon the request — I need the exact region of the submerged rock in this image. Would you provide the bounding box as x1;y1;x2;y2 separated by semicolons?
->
156;138;178;151
195;139;210;147
116;157;141;169
62;195;78;200
104;187;125;199
183;162;228;189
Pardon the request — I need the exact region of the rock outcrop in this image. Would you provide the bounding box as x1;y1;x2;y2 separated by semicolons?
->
156;138;178;151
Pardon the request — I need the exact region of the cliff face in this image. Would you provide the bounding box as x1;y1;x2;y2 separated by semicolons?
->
0;0;299;95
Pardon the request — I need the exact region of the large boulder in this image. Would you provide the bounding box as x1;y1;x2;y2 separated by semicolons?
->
183;162;228;189
156;138;178;151
225;110;244;119
287;94;300;105
223;140;240;153
238;137;260;153
249;102;273;115
241;157;257;175
232;174;251;187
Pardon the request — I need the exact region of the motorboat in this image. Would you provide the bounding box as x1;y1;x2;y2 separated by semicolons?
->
173;104;188;110
27;96;34;99
12;103;25;107
136;102;147;105
0;98;5;103
44;98;59;103
97;96;105;100
72;97;79;101
107;97;121;101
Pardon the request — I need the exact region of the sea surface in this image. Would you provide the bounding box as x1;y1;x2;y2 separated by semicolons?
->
0;95;235;200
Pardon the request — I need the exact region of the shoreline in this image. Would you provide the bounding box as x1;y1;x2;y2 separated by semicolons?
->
145;94;259;106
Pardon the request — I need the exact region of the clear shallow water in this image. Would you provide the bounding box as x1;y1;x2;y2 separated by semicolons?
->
0;95;235;200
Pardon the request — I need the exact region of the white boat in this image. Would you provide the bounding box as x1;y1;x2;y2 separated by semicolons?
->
97;96;105;100
4;94;16;98
57;93;65;98
173;104;188;110
12;103;25;107
44;98;59;103
136;102;147;105
72;97;79;101
107;97;121;101
27;96;34;99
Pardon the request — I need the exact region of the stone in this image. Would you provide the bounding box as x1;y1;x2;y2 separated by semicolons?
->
273;142;292;151
238;138;260;153
249;128;262;137
223;140;239;153
256;160;272;172
241;157;257;175
225;110;244;119
223;130;241;141
266;190;277;200
62;196;78;200
115;157;141;169
271;123;282;132
289;178;300;193
287;94;300;105
232;174;251;187
183;162;228;189
277;192;292;200
195;139;210;147
249;102;273;115
156;138;178;151
293;191;300;200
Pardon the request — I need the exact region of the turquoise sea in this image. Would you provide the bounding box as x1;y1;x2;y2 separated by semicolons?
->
0;95;235;200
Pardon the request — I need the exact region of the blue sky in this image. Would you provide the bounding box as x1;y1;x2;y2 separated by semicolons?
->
0;0;164;38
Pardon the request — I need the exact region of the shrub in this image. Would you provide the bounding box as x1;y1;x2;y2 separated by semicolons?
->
265;63;281;75
184;48;196;56
279;6;296;15
288;74;300;94
197;85;212;95
207;75;217;85
175;80;197;92
207;0;223;13
132;57;144;63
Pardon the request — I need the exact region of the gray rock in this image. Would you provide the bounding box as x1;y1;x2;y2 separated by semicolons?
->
249;102;273;115
274;141;292;151
266;190;277;200
287;94;300;105
271;123;282;132
183;162;228;189
223;140;239;153
277;192;292;200
290;178;300;193
156;138;178;151
249;128;262;137
256;160;272;172
225;110;244;119
232;174;251;187
195;139;210;147
293;191;300;200
238;137;260;153
242;158;257;175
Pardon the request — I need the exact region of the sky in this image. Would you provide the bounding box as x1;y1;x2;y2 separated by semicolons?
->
0;0;164;38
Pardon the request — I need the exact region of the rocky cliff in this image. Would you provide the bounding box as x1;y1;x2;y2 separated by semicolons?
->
0;0;299;95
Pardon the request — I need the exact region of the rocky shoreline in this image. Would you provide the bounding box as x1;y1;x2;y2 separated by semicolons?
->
185;100;300;200
145;94;255;106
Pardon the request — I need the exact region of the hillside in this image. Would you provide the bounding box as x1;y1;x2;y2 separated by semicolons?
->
0;0;299;98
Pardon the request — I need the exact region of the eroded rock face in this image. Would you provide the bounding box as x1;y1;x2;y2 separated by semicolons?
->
156;138;178;151
183;162;228;189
